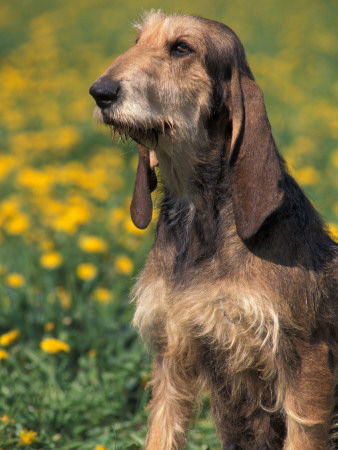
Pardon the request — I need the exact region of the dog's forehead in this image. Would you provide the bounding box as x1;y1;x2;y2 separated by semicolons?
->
135;11;207;45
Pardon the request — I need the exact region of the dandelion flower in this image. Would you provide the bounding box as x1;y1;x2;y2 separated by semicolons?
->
55;126;80;149
6;273;25;288
0;198;20;217
108;207;126;226
76;263;97;281
40;338;70;354
0;329;20;346
95;446;107;450
19;429;38;445
92;287;111;304
40;239;55;251
0;414;9;422
0;349;9;360
115;255;134;275
78;235;108;253
331;149;338;168
56;286;71;309
44;322;55;332
40;251;63;269
294;166;319;186
328;223;338;242
5;213;30;235
52;204;91;234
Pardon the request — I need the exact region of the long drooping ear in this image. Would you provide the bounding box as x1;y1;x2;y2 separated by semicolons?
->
228;66;285;240
130;145;158;229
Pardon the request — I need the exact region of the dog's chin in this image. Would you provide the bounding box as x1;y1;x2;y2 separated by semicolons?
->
94;108;161;148
126;127;159;149
94;105;177;149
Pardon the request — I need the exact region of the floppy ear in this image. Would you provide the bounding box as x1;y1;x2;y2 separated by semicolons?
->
228;67;285;240
130;145;158;229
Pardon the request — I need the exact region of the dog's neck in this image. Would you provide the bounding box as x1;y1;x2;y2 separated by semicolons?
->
154;134;233;273
155;140;196;200
155;128;225;202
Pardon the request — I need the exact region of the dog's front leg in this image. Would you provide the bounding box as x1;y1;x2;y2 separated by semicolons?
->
283;341;334;450
145;353;201;450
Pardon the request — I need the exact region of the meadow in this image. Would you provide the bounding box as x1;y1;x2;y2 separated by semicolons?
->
0;0;337;448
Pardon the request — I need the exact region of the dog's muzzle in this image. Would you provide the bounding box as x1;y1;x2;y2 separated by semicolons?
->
89;77;121;109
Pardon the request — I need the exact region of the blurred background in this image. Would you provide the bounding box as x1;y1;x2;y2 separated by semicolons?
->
0;0;337;448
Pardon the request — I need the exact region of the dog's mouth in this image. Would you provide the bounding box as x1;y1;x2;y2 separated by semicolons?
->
99;108;175;148
107;120;160;149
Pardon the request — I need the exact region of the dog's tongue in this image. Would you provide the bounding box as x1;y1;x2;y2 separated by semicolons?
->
130;145;158;229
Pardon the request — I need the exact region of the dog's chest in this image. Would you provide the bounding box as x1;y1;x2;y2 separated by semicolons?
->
133;268;280;376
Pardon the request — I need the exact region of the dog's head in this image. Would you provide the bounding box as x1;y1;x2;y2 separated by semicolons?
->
90;11;284;239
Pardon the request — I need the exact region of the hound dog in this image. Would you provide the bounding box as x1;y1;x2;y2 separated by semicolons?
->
90;11;338;450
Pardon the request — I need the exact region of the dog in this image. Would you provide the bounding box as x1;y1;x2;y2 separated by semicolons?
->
90;11;338;449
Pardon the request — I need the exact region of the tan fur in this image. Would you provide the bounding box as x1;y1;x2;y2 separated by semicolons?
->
90;11;338;450
284;342;335;450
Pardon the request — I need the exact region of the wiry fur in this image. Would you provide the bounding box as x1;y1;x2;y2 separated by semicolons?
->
91;11;338;449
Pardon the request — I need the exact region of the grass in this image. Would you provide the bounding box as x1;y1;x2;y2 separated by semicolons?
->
0;0;337;448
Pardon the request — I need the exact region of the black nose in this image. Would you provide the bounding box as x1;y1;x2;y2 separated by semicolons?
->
89;78;121;109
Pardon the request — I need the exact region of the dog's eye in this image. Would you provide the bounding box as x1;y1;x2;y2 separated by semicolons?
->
171;41;193;57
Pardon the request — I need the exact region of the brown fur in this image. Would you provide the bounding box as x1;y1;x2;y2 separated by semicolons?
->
90;11;338;449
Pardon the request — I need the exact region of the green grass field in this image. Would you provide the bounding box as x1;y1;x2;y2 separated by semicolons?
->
0;0;337;448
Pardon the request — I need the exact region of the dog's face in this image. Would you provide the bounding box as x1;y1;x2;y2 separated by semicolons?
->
90;11;234;147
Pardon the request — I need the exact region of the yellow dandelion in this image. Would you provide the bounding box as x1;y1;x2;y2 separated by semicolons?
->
0;329;20;346
0;414;9;422
294;166;320;186
44;322;55;332
0;154;17;181
40;251;63;269
4;213;30;235
56;287;71;309
331;149;338;168
327;223;338;242
92;287;111;304
76;263;98;281
6;273;25;288
17;167;53;194
55;126;80;149
0;349;9;360
19;429;38;445
115;255;134;276
78;235;108;253
0;197;20;218
51;202;92;235
40;338;70;354
40;239;55;252
108;207;126;227
95;445;107;450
